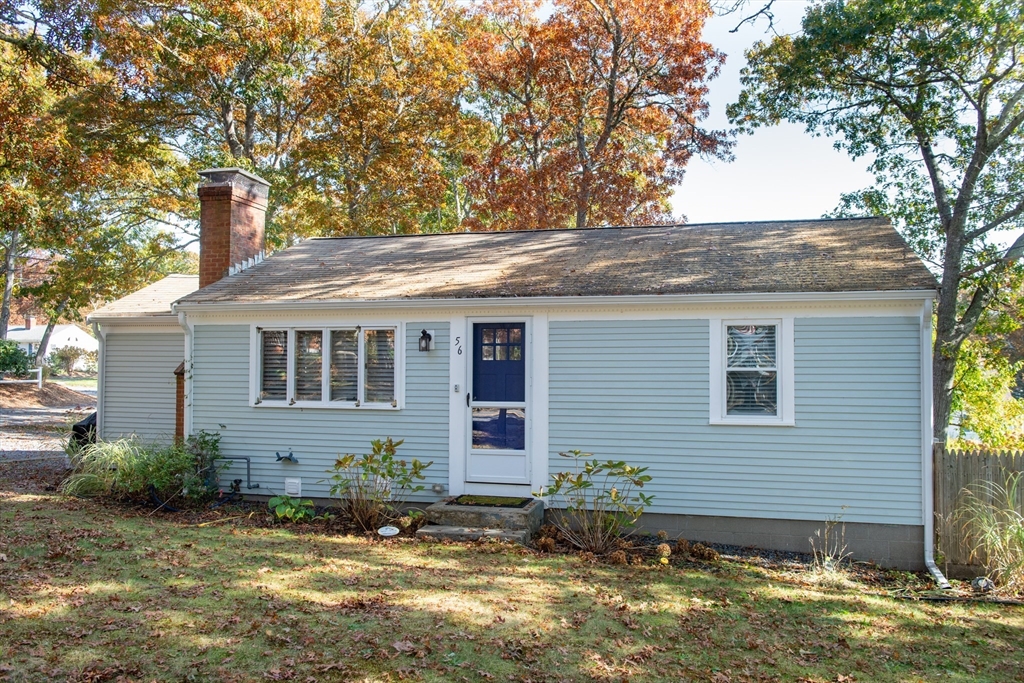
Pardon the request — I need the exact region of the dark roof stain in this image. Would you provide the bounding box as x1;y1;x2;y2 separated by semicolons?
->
177;218;937;305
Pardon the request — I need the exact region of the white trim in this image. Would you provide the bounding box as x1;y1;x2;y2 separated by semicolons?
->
87;314;184;327
173;289;937;314
464;317;533;486
248;322;404;410
461;482;535;497
448;315;469;496
709;317;795;426
87;319;184;333
530;312;549;493
91;322;107;439
177;312;194;438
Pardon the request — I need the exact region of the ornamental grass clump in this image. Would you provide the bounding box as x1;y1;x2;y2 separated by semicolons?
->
59;431;221;508
535;450;654;555
955;472;1024;594
326;438;432;532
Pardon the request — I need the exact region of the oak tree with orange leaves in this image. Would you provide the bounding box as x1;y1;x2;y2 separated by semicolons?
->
467;0;730;230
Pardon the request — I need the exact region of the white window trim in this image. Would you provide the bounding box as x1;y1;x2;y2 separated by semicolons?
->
249;323;404;410
709;317;794;426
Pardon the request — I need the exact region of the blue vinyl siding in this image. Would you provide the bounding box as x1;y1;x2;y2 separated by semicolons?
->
548;317;922;525
190;323;449;500
101;331;183;442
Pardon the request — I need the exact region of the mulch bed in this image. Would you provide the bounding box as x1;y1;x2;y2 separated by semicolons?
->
0;383;95;409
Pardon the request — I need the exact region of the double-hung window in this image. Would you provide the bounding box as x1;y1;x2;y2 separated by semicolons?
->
709;318;794;425
255;326;399;408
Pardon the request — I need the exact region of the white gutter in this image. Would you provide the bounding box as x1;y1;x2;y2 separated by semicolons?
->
91;322;107;439
86;314;182;327
177;311;194;438
172;288;938;315
921;299;951;589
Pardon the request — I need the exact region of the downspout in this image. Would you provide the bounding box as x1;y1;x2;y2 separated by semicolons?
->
921;298;951;589
91;322;106;439
176;310;194;438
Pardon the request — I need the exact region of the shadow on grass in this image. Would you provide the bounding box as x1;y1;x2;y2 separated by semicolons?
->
0;494;1021;682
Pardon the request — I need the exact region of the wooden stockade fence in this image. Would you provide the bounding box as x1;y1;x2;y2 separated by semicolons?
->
933;445;1024;577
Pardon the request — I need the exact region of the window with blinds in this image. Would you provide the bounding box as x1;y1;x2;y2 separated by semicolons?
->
260;330;288;400
363;328;395;403
295;330;323;401
725;324;778;416
257;326;398;408
330;330;358;402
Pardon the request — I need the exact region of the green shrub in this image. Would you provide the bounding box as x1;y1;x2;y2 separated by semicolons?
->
268;495;319;523
0;340;30;377
60;431;222;508
47;345;90;375
326;438;432;532
535;450;654;554
956;472;1024;593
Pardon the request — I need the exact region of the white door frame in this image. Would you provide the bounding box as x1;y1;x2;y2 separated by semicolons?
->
447;313;548;497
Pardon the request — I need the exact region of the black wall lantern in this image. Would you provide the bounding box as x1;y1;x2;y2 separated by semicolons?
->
419;329;434;352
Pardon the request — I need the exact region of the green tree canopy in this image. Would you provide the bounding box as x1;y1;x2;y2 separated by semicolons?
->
730;0;1024;442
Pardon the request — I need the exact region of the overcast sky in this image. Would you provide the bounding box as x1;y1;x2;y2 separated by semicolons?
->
671;1;877;225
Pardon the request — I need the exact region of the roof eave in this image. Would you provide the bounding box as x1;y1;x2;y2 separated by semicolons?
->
173;288;938;314
87;312;180;325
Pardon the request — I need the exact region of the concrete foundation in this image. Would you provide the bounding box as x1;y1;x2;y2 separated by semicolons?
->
618;512;925;570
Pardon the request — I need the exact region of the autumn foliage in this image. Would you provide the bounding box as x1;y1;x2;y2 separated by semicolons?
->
466;0;728;230
1;0;724;327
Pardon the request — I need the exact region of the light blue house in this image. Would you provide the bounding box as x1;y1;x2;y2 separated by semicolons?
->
170;170;944;570
103;169;943;570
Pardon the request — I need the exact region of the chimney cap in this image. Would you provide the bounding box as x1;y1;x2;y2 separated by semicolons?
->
198;167;271;191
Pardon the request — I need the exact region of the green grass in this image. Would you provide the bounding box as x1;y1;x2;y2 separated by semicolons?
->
49;377;97;391
0;492;1022;682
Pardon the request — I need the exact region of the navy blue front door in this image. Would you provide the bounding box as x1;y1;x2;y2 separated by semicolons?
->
472;323;525;402
468;322;528;482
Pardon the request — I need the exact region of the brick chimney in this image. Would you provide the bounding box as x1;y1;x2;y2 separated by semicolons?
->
197;168;271;288
24;315;34;330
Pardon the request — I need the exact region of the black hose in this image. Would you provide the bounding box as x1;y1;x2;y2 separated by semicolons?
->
149;479;241;512
209;490;241;509
148;484;181;513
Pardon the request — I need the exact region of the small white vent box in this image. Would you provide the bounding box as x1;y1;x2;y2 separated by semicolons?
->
284;477;302;497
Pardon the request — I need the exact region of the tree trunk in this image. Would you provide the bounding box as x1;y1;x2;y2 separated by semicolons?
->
0;225;20;339
575;170;591;229
34;318;57;367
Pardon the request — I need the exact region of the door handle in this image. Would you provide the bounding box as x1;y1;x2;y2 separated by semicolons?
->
466;393;471;408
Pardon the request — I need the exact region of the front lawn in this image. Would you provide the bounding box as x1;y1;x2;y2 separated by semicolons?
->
1;473;1021;682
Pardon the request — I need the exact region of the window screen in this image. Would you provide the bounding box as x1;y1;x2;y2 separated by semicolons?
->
363;329;395;403
295;330;323;401
725;325;778;415
260;330;288;401
330;330;358;401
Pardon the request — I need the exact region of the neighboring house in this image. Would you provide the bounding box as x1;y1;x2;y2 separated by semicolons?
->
98;168;943;571
6;318;98;362
88;275;198;442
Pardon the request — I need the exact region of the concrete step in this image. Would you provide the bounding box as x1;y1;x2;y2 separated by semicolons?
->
424;498;544;531
415;525;531;544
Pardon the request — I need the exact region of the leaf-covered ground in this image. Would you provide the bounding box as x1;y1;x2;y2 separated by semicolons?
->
1;461;1022;683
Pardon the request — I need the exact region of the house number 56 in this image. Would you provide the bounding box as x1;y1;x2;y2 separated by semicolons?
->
454;336;463;355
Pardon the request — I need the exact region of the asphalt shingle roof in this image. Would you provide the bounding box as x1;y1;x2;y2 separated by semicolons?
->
175;218;937;306
89;274;199;319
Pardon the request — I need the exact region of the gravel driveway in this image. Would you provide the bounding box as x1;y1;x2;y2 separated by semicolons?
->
0;407;89;463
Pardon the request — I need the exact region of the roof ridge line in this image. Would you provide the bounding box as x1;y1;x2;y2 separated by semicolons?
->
303;216;889;241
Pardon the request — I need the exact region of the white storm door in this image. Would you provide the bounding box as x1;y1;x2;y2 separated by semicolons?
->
466;321;529;484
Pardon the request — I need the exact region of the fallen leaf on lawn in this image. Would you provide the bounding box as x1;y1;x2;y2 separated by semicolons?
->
393;641;416;653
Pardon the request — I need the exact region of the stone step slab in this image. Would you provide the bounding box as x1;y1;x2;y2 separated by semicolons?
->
424;498;544;531
415;525;532;544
